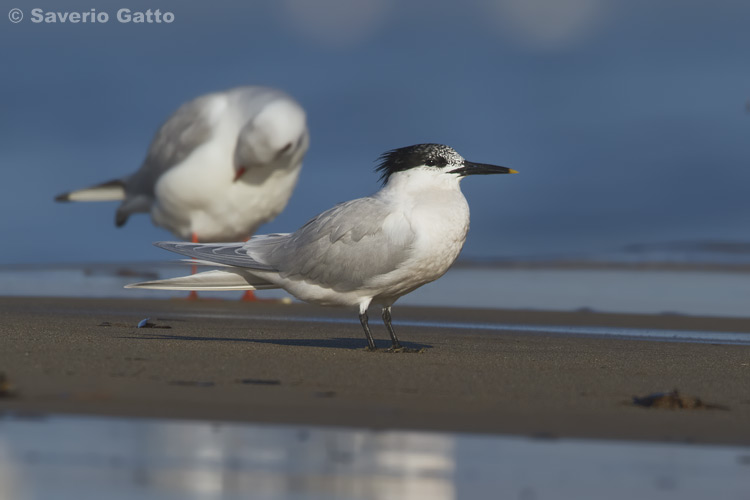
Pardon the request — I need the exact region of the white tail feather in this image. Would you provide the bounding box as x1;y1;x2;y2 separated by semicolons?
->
125;269;277;291
66;187;124;201
56;179;126;202
177;258;234;268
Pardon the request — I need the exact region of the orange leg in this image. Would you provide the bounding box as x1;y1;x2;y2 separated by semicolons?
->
185;233;278;302
187;232;199;300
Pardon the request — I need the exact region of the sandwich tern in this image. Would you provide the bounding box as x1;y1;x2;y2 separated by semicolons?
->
127;144;517;351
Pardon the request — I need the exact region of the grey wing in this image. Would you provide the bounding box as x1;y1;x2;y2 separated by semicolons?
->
261;197;416;291
154;234;290;271
125;93;218;196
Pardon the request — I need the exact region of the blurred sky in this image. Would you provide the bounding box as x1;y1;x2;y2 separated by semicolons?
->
1;0;749;264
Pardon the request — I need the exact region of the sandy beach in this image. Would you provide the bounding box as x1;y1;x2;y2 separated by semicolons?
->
1;296;749;445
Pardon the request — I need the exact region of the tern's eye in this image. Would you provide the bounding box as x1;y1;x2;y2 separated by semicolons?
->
425;157;447;167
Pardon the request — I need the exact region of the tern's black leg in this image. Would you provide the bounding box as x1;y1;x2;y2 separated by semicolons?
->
359;311;377;350
381;306;403;350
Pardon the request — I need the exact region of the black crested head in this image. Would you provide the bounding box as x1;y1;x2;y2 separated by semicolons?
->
375;143;464;184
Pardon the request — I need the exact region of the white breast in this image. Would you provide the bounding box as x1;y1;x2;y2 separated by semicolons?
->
150;100;304;242
369;171;471;306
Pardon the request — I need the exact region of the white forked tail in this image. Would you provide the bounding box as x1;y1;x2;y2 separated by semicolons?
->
125;269;277;291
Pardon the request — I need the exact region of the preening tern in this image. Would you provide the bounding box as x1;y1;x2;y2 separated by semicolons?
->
55;86;309;242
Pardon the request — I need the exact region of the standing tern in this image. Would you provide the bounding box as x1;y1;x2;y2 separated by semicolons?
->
127;144;517;351
55;85;309;243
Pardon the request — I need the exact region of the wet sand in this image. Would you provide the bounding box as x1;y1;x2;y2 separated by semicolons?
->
1;296;749;445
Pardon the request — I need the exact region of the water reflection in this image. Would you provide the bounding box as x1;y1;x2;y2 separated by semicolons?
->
135;423;455;499
0;416;455;500
0;415;748;500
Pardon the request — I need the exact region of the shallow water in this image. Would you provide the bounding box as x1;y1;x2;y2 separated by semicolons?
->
406;267;750;318
2;263;750;318
0;414;748;500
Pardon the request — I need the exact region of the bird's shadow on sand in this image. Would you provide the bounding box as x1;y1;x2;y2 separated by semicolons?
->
119;332;431;351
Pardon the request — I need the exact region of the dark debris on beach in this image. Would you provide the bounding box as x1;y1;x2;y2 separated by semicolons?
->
631;389;729;410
